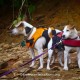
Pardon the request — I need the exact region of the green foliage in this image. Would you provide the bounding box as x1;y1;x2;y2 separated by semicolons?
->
28;4;35;16
13;0;22;8
12;0;36;26
0;0;36;27
0;0;36;16
12;14;25;27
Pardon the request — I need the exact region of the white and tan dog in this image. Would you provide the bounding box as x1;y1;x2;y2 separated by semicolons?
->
47;28;64;70
11;21;61;69
62;25;80;70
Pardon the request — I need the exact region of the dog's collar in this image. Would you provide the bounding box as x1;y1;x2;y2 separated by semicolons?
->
72;36;79;39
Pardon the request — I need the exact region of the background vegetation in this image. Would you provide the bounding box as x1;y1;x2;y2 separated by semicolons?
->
0;0;40;24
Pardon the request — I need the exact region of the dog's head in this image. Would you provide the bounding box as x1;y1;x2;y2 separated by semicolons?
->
62;25;78;39
11;21;33;36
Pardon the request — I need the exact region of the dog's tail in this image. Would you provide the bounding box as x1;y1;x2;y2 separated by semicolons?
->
48;27;54;38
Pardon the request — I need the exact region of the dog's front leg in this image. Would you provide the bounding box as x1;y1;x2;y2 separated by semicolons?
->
58;51;63;66
77;48;80;68
29;48;35;67
68;54;71;64
63;49;69;70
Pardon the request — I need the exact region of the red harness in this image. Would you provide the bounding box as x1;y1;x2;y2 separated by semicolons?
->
62;39;80;47
57;32;80;47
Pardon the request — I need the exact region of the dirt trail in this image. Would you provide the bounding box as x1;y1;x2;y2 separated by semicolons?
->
0;43;80;80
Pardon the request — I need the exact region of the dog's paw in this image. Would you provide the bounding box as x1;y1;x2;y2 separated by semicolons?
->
50;61;54;65
47;67;51;70
38;66;43;70
63;67;68;70
30;63;34;67
60;63;64;67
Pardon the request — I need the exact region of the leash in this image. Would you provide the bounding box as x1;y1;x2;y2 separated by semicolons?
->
0;41;61;77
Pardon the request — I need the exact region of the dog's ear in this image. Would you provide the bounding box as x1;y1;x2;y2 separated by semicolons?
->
49;31;53;38
71;25;75;29
18;23;24;28
25;27;31;34
48;28;53;38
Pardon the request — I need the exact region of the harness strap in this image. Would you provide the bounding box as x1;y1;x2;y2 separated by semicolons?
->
66;36;79;40
24;27;34;39
26;38;34;48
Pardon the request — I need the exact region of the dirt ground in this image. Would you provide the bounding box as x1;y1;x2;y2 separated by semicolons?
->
0;0;80;80
0;43;80;80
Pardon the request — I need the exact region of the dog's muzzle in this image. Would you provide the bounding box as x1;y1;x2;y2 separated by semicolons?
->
62;35;65;39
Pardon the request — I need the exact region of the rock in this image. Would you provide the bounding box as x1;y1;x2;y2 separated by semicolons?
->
11;42;16;46
12;47;20;51
0;43;5;47
2;44;11;49
14;77;19;80
7;54;12;57
0;48;3;51
19;68;28;73
12;60;23;68
8;49;13;52
22;56;28;59
0;75;7;79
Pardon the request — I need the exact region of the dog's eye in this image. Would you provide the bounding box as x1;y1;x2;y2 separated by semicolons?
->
66;30;69;32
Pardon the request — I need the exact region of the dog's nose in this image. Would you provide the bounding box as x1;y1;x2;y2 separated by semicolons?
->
62;35;65;39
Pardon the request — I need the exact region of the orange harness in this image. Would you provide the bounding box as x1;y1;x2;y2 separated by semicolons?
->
26;28;47;48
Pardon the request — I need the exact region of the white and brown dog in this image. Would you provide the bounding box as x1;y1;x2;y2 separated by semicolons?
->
62;25;80;70
47;28;64;70
11;21;61;69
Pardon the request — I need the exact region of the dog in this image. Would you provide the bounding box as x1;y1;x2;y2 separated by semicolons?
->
62;25;80;70
47;28;64;70
11;21;61;69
